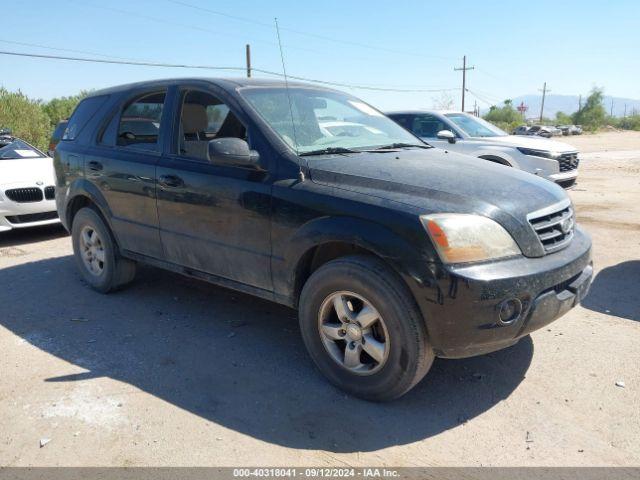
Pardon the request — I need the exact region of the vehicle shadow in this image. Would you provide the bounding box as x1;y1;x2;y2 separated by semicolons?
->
0;256;533;453
581;260;640;322
0;224;67;248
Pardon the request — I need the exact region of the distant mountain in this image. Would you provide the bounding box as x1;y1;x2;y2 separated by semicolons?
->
502;94;640;120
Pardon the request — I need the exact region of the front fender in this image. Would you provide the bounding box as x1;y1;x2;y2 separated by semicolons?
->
273;215;437;303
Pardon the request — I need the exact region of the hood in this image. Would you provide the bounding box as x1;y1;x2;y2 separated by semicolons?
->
0;158;55;186
473;135;578;152
307;148;569;257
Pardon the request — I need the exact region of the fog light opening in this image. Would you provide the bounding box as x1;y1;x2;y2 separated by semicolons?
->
498;298;523;326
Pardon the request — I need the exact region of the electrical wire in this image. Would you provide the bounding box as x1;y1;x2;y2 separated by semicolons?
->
466;89;497;107
165;0;457;61
69;1;342;57
0;50;458;93
0;38;136;61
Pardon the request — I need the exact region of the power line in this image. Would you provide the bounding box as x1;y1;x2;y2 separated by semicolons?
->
0;38;134;61
165;0;457;61
67;0;322;56
0;50;458;93
466;89;495;107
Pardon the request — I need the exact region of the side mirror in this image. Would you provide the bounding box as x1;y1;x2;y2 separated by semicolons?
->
208;138;261;169
436;130;456;143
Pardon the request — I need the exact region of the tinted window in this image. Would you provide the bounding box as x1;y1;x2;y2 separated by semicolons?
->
51;121;69;141
117;91;166;151
410;114;450;138
177;90;246;162
389;114;413;130
63;95;108;140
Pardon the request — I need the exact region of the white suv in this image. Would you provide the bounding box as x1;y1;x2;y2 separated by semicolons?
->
387;110;580;188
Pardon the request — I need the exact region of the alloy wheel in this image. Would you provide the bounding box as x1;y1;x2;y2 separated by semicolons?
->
317;291;390;375
79;225;106;276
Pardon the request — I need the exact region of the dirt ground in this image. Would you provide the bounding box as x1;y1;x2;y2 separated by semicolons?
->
0;131;638;467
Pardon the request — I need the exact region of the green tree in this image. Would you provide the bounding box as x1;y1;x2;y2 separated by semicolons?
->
483;99;522;132
0;87;51;151
572;88;606;131
555;111;573;125
42;91;88;127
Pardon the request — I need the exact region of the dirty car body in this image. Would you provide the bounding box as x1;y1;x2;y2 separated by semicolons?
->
54;78;592;400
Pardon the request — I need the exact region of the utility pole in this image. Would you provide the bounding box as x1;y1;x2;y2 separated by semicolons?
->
245;44;252;78
610;99;614;117
454;55;474;112
624;104;627;118
539;82;550;122
578;94;582;111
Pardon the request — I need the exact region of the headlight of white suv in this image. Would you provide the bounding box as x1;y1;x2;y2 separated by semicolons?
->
517;147;562;159
420;214;521;264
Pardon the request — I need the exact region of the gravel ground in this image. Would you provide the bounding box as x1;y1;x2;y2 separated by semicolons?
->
0;131;638;467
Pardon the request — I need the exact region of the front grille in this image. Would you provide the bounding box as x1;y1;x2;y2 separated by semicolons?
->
44;186;55;200
5;187;43;203
528;202;574;254
6;211;58;224
558;152;579;172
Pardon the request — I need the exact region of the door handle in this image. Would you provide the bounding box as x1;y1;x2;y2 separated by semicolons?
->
87;161;103;171
158;174;184;188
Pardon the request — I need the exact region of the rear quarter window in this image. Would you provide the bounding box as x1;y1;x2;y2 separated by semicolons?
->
63;95;109;141
51;121;69;141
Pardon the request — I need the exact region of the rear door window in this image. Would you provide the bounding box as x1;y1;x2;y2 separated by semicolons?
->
116;91;166;152
63;95;108;140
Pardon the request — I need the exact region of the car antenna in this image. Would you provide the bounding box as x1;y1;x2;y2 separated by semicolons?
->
275;17;305;182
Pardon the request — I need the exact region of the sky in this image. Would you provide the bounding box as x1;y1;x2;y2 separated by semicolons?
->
2;0;639;111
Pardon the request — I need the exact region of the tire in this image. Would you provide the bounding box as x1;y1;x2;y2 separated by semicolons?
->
71;207;136;293
299;254;434;401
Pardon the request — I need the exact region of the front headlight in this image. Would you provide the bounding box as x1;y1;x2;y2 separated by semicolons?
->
517;147;561;159
420;214;521;264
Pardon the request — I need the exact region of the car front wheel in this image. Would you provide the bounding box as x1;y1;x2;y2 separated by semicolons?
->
299;255;434;401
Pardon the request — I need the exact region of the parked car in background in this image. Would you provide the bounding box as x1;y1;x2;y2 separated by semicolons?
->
570;125;583;135
0;130;60;232
54;79;592;401
48;120;68;157
527;125;548;137
529;125;562;138
513;125;530;135
387;110;581;188
556;125;572;136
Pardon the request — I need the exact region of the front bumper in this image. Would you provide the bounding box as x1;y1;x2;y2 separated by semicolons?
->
0;198;60;232
549;169;578;187
408;227;592;358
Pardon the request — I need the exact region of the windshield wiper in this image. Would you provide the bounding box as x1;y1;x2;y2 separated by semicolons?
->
369;143;432;150
299;147;360;156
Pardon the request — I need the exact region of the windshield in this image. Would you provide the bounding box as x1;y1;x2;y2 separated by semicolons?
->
444;113;508;137
0;138;46;160
241;87;422;154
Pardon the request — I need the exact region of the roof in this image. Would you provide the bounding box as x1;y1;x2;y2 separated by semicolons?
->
87;77;337;97
386;110;465;115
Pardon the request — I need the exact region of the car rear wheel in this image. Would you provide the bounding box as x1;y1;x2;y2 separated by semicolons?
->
299;254;434;401
71;207;136;293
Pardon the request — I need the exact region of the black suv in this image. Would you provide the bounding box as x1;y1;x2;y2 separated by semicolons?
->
54;78;592;401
